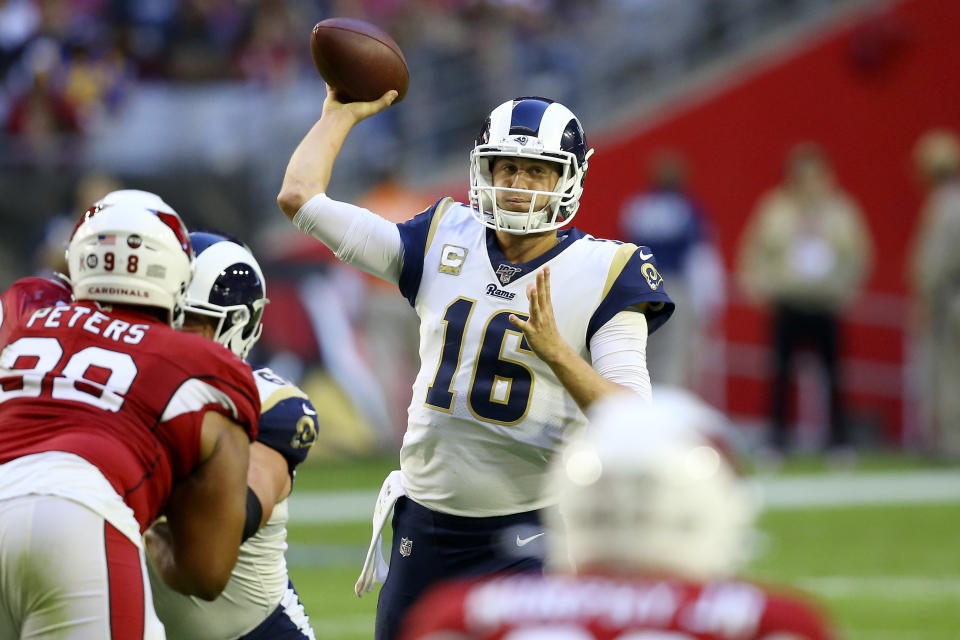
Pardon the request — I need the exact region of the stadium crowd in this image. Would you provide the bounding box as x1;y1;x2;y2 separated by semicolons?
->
2;0;848;163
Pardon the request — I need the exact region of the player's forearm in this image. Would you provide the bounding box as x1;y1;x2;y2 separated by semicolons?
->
146;526;210;597
145;518;229;599
161;416;250;600
145;521;184;591
277;111;356;219
541;342;630;412
247;442;292;529
163;490;245;599
589;310;652;402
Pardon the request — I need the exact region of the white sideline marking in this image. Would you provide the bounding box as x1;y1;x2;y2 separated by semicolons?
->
289;489;377;524
797;576;960;599
309;614;375;636
288;470;960;524
752;470;960;509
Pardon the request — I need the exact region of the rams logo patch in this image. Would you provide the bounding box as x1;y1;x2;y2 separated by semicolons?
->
291;414;318;449
641;262;663;291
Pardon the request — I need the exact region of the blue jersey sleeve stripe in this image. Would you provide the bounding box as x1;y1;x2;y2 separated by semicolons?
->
586;248;675;345
397;197;447;307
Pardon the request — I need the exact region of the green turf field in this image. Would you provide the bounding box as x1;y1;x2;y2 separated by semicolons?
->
286;455;960;639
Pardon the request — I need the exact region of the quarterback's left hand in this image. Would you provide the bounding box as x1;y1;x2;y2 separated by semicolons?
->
509;267;569;365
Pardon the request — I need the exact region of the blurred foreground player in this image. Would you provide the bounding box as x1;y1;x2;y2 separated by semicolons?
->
401;392;835;640
0;192;261;639
278;91;673;640
149;231;318;639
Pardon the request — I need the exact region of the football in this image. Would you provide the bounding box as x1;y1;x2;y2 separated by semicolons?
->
310;18;409;103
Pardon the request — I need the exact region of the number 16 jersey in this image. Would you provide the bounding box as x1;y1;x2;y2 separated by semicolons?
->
395;200;674;516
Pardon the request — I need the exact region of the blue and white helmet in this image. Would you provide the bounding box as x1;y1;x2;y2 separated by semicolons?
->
185;231;267;359
469;96;594;235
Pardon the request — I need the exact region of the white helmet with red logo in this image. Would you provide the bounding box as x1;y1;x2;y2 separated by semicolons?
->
546;390;755;579
67;189;195;328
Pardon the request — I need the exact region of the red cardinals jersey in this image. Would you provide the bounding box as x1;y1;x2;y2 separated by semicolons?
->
0;285;260;532
0;276;73;346
400;573;834;640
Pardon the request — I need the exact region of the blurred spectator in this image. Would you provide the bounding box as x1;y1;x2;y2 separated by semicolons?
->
603;0;705;79
234;0;303;87
61;39;133;123
737;143;873;458
166;0;249;81
32;171;122;276
0;0;41;77
619;149;725;390
909;129;960;458
5;70;82;161
113;0;180;78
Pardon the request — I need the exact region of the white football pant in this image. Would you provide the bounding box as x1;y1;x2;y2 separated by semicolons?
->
0;494;166;639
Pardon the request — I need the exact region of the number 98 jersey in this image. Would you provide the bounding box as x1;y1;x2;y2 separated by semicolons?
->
0;279;261;538
395;200;674;517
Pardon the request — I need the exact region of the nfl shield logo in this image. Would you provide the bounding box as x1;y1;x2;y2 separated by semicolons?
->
399;537;413;557
496;264;522;285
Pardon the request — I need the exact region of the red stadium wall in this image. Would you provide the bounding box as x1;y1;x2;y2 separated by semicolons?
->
575;0;960;442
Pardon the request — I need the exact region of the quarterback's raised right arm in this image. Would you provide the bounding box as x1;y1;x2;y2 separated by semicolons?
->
277;86;397;218
277;87;404;284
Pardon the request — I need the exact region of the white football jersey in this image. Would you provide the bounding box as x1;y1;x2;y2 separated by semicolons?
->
148;366;318;640
395;200;673;516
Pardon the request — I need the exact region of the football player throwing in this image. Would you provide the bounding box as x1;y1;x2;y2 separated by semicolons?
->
277;92;674;640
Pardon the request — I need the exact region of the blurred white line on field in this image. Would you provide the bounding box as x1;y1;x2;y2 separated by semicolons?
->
288;470;960;524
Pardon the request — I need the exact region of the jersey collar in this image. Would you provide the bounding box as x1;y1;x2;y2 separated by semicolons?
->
485;227;585;286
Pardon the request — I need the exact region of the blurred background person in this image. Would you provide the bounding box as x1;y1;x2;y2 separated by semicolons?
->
909;129;960;458
619;148;725;391
399;391;836;640
31;170;122;276
737;143;873;460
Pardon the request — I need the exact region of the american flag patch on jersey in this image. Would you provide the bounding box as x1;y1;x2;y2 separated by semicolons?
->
97;234;116;245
